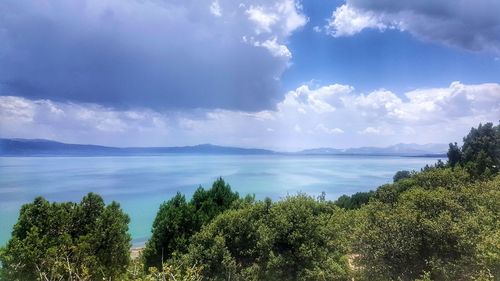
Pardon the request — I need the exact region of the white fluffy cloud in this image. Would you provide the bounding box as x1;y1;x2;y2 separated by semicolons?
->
0;97;169;146
245;0;307;36
326;4;396;37
210;0;222;17
316;124;344;134
326;1;500;53
280;84;354;113
247;37;292;58
1;82;498;150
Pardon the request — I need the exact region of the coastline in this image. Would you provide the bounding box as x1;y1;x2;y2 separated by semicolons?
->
130;246;144;260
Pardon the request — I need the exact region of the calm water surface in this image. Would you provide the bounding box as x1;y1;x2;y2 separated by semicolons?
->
0;155;441;246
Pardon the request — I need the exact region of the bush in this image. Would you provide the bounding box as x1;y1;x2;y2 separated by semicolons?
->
335;191;374;210
143;178;239;269
0;193;131;280
393;170;412;182
354;174;500;280
183;194;352;281
446;122;500;177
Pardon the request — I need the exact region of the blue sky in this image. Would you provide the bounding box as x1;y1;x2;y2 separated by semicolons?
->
285;27;500;94
283;0;500;93
0;0;499;150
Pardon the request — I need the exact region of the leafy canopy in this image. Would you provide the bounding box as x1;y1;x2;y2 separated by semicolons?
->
0;193;131;281
143;178;239;269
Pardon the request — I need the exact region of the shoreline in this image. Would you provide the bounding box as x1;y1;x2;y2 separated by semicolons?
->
130;246;144;260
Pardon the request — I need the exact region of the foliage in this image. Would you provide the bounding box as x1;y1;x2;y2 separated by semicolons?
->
445;122;500;177
421;159;446;172
393;170;412;182
143;178;239;269
142;193;195;270
331;122;500;279
447;142;462;168
460;122;500;177
334;191;374;210
353;173;500;281
0;193;131;281
126;257;203;281
183;194;352;281
374;166;471;204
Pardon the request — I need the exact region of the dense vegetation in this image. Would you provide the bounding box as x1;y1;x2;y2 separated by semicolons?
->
0;122;499;280
0;193;130;280
143;178;240;269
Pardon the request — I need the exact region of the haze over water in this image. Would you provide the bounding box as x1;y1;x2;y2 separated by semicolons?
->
0;154;441;246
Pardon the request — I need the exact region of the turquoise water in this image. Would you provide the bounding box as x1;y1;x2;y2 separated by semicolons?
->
0;155;440;246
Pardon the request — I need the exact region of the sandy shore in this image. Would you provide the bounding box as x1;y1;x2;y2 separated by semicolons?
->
130;246;144;260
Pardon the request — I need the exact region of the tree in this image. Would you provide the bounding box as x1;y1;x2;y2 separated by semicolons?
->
460;122;500;177
0;193;131;280
354;174;500;280
374;167;471;204
447;142;462;168
335;191;374;210
184;194;352;281
144;178;239;270
143;193;195;269
393;170;412;182
91;201;131;278
191;177;240;224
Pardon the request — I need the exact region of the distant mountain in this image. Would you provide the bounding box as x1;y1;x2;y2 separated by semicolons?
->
0;139;122;156
0;138;447;157
125;144;275;155
0;139;275;156
299;148;344;154
299;143;447;156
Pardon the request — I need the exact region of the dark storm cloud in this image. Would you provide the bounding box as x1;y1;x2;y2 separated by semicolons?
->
0;0;302;111
348;0;500;52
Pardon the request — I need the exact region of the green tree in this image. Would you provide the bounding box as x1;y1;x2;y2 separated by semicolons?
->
91;201;131;278
334;191;374;210
143;193;195;269
185;194;351;281
191;177;240;224
354;174;500;280
144;178;239;270
460;122;500;177
374;167;471;204
447;142;462;168
393;170;412;182
0;193;131;280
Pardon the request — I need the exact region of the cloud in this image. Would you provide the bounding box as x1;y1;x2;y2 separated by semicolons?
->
0;96;169;146
326;4;395;37
246;5;280;34
348;81;500;125
245;37;292;58
210;0;222;17
357;126;393;135
1;82;498;150
316;124;344;134
281;84;354;113
326;1;500;53
0;0;306;111
245;0;307;35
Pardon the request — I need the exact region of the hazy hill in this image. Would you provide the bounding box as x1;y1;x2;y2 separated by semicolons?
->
0;139;275;156
299;143;447;156
0;138;446;156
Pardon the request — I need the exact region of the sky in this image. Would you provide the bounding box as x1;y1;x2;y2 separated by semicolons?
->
0;0;499;151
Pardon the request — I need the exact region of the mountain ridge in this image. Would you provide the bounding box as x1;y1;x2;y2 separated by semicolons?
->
0;138;275;156
0;138;447;156
299;143;447;156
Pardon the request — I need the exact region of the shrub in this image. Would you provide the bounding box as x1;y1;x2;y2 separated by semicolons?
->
0;193;131;280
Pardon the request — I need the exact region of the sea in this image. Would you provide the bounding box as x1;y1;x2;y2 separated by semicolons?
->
0;154;441;246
